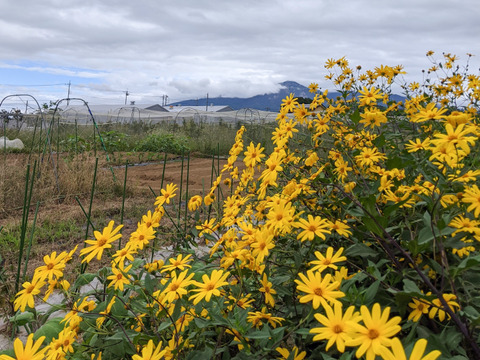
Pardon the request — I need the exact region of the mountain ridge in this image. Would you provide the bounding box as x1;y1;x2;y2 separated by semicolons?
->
169;81;405;111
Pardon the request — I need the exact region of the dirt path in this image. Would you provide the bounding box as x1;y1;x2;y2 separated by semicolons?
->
122;157;238;195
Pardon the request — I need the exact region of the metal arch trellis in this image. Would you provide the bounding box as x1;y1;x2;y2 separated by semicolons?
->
234;108;261;125
114;106;142;124
47;97;117;184
0;94;51;211
174;107;201;123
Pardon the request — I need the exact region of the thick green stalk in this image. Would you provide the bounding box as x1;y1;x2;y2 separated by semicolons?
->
119;161;128;250
184;153;190;238
80;157;99;274
177;150;184;231
15;163;32;293
160;152;167;191
22;201;40;280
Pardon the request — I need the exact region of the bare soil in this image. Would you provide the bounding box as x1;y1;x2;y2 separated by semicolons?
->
1;153;245;274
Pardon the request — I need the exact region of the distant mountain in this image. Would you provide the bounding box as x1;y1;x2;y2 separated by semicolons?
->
168;81;405;111
169;81;321;111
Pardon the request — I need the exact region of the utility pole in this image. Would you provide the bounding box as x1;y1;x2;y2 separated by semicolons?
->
161;94;168;106
125;90;129;105
67;81;71;105
206;93;209;111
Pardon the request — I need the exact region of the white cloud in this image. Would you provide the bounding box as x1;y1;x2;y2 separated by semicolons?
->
0;0;478;104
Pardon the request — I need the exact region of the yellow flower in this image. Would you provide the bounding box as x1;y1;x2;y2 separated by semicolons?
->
128;223;156;250
308;82;319;93
355;147;386;168
112;244;137;266
107;264;132;291
196;218;217;237
161;254;193;273
383;338;441;360
294;271;344;310
139;210;160;229
333;158;352;182
430;123;477;155
309;247;347;273
295;215;331;242
276;346;306;360
154;183;178;206
428;293;460;321
405;138;431;153
14;277;45;312
247;307;284;328
132;340;166;360
310;303;361;352
462;184;480;217
408;298;430;322
33;251;66;281
304;151;319;167
244;142;265;168
160;270;194;304
347;303;402;360
188;195;203;211
204;192;216;206
250;229;275;263
411;103;447;123
281;93;299;113
189;269;230;305
358;86;383;106
359;109;388;128
259;273;276;307
0;333;46;360
144;259;164;273
329;220;352;238
80;220;123;263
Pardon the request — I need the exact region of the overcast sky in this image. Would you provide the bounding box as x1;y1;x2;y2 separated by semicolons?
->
0;0;479;109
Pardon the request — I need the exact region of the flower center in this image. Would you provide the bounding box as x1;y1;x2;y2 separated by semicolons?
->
333;324;343;334
97;237;107;247
47;263;54;270
368;329;379;339
206;283;215;291
314;288;323;296
116;273;123;280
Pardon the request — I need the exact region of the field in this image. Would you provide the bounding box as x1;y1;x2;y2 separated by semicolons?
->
1;54;480;360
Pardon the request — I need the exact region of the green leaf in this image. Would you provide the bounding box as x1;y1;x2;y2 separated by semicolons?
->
33;317;64;343
10;311;34;326
350;109;360;124
402;279;422;294
187;348;214;360
74;273;96;288
345;243;377;258
144;271;156;294
452;255;480;276
363;280;380;305
295;328;312;336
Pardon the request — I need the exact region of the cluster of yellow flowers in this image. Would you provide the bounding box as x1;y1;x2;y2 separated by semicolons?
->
5;53;480;359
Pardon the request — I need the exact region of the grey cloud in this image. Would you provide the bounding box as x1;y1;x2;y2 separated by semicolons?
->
0;0;479;104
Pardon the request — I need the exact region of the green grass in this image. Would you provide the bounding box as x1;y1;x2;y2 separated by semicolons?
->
0;219;82;251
